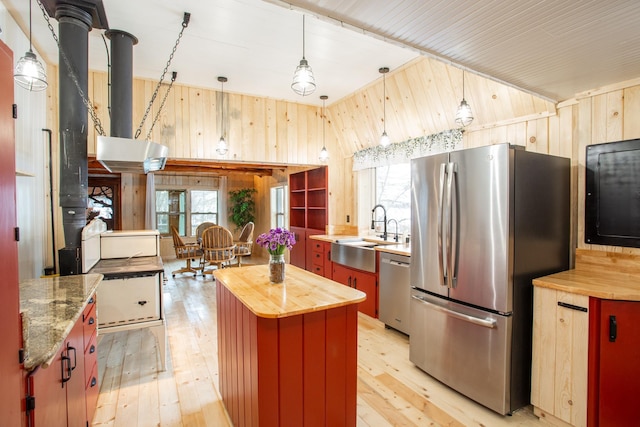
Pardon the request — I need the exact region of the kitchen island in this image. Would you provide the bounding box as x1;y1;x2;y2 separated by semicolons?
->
213;264;366;427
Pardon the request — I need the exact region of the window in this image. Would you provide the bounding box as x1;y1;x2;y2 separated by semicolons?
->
190;190;218;235
270;185;288;229
155;189;219;236
156;190;186;235
376;162;411;239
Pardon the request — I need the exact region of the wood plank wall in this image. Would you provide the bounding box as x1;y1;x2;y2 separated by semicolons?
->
46;58;640;260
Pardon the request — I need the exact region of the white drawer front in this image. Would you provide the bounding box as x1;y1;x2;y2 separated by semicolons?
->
97;274;161;327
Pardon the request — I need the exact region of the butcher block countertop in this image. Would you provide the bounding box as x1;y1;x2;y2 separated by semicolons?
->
213;264;366;318
19;273;103;370
533;250;640;300
533;269;640;300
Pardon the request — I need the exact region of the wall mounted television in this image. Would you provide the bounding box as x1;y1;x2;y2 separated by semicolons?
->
585;138;640;248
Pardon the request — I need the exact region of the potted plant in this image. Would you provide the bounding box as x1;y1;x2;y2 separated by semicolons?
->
228;188;257;232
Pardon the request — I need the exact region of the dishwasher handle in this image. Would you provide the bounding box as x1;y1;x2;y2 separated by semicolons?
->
381;258;410;268
411;294;497;329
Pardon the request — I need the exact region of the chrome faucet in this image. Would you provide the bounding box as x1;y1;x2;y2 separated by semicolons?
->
387;218;399;242
371;204;387;240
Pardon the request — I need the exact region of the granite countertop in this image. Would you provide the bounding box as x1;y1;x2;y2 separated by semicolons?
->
533;269;640;301
309;234;411;256
213;264;366;318
20;274;103;370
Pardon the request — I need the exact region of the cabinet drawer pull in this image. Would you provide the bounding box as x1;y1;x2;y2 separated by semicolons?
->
88;296;94;304
557;301;587;312
90;344;96;354
91;377;97;387
61;355;71;384
88;317;95;325
609;315;617;342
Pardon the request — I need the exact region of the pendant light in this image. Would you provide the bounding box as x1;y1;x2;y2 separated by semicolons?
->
379;67;390;147
14;0;47;91
319;95;329;162
216;76;228;155
291;15;316;96
455;70;474;127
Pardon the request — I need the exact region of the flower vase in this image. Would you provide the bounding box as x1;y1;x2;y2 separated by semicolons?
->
269;253;285;283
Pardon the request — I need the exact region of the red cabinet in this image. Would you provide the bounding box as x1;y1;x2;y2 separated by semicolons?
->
27;294;98;427
588;299;640;427
0;40;24;427
332;263;378;318
309;238;332;279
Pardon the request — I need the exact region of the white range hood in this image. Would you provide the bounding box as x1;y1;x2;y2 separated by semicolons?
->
97;135;169;174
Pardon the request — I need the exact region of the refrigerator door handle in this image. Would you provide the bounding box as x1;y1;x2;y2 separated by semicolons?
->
445;162;455;289
437;162;447;287
411;295;498;329
451;161;459;288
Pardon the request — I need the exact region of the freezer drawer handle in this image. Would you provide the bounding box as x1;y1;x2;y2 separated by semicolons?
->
411;295;497;329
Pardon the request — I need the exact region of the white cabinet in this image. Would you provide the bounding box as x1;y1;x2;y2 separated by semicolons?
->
531;287;588;427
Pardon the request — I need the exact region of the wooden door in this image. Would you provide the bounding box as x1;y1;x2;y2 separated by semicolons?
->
290;226;306;269
597;300;640;426
353;270;377;318
0;40;24;427
531;287;588;426
29;348;67;427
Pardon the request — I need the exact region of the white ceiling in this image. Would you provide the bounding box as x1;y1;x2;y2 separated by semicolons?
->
5;0;640;106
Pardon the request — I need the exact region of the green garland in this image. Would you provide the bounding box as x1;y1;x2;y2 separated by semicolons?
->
353;129;462;170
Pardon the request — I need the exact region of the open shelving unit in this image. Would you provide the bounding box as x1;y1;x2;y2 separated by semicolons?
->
289;166;328;270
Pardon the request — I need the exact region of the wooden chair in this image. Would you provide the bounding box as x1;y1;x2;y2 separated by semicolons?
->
195;221;216;244
170;225;202;277
233;222;254;267
201;226;236;277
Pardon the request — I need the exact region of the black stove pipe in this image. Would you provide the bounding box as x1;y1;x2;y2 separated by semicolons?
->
105;30;137;138
45;0;108;275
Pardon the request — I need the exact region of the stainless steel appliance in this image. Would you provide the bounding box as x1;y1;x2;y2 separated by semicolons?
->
82;221;167;370
379;252;411;335
409;143;570;414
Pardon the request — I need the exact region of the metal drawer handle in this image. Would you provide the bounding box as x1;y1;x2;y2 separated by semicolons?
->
138;300;148;306
557;301;587;312
90;345;96;354
411;295;497;329
88;317;95;325
91;377;97;387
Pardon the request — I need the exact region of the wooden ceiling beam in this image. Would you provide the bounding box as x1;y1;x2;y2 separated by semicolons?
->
87;157;285;177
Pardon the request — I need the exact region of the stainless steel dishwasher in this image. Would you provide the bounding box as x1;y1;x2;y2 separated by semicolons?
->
379;252;411;335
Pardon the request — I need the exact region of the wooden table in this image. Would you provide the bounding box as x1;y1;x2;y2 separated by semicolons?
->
213;264;366;427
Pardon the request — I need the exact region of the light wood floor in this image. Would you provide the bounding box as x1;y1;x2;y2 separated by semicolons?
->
92;258;549;427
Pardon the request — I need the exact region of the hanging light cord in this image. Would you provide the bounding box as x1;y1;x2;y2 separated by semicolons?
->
36;0;106;136
220;79;225;138
28;0;33;51
135;12;190;138
383;72;386;132
302;15;306;59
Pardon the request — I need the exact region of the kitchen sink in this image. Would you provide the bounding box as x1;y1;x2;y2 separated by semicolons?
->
332;239;380;273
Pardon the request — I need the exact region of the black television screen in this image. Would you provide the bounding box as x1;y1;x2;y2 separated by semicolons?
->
585;139;640;248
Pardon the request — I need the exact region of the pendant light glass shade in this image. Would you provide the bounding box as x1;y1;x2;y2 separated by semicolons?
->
379;67;390;147
216;76;228;155
319;95;329;162
455;71;473;127
14;0;47;91
291;15;316;96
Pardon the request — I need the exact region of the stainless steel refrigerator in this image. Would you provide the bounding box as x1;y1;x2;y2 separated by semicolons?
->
409;143;570;414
